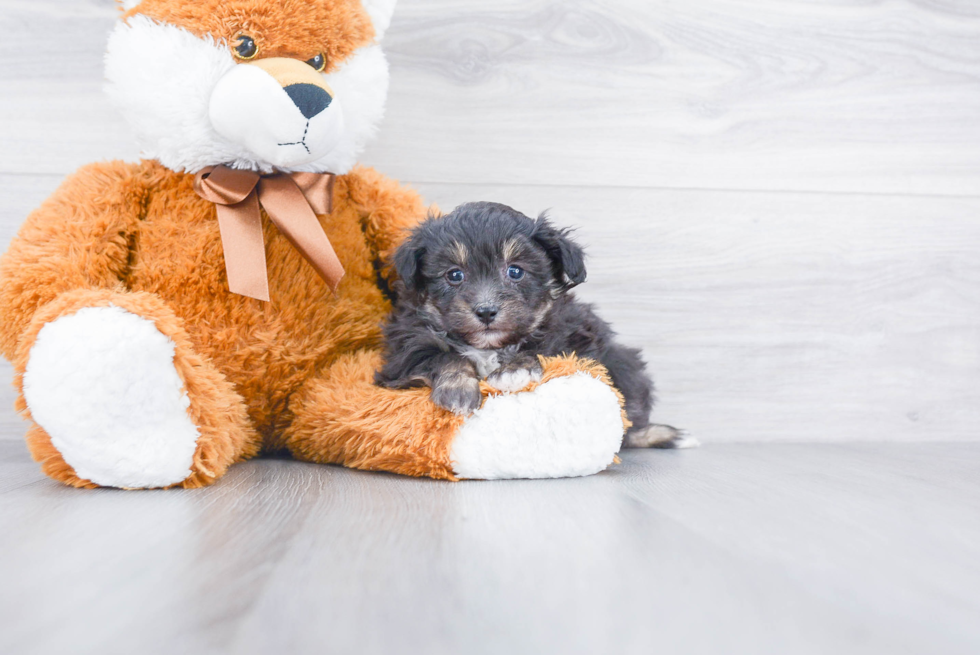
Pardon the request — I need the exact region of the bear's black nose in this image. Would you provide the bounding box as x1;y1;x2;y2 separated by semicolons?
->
474;304;499;325
283;83;332;119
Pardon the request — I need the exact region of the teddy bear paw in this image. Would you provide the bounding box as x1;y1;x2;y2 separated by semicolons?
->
450;371;624;480
22;305;201;488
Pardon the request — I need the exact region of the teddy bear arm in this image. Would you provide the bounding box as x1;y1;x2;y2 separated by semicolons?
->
281;350;461;480
281;351;629;481
0;162;145;361
343;165;432;285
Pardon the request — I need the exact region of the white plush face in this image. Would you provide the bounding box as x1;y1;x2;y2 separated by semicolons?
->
104;2;395;175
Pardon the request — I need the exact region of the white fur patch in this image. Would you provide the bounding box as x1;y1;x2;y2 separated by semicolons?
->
105;17;389;175
487;366;543;393
450;372;624;480
22;306;201;489
209;64;346;168
299;44;390;174
460;347;502;379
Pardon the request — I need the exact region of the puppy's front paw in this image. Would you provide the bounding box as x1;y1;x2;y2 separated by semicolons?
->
431;376;482;415
487;357;544;393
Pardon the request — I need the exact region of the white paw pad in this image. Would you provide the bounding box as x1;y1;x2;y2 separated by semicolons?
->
22;306;200;488
486;366;543;393
450;372;624;480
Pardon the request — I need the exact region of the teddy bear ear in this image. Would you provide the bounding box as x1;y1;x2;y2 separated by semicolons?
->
361;0;398;41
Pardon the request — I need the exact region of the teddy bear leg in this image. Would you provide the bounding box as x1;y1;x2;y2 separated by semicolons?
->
14;289;259;489
282;351;627;481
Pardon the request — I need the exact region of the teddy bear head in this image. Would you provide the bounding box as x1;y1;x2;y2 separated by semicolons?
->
106;0;397;175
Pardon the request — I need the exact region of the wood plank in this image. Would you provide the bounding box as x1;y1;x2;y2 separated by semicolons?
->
1;1;980;195
1;444;978;654
0;0;139;174
0;440;42;493
370;0;980;194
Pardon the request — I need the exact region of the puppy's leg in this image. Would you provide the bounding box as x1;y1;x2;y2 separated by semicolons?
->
486;352;544;393
431;356;482;415
601;344;698;449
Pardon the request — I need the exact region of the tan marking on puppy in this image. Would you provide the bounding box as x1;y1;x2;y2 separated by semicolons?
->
502;238;520;262
451;241;468;266
125;0;375;71
529;300;553;331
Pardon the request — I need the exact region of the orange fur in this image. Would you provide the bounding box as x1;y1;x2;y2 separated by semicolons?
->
284;350;464;480
0;158;626;488
1;2;627;488
125;0;375;72
282;352;627;480
0;159;436;487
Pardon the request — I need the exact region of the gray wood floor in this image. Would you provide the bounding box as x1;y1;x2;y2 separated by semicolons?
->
2;0;980;653
2;441;979;655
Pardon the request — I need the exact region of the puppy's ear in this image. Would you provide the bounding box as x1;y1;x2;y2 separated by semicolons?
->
393;236;426;294
532;214;587;292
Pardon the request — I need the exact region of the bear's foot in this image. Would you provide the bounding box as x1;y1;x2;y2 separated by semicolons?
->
450;369;624;480
22;305;203;488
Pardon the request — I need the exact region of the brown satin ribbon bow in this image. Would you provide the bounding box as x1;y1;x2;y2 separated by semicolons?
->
193;165;345;302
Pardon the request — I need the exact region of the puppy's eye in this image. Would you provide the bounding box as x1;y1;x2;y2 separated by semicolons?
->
306;53;327;72
233;35;259;60
446;269;465;285
507;265;525;280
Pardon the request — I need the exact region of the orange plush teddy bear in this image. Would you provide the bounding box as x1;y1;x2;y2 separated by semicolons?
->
0;0;628;489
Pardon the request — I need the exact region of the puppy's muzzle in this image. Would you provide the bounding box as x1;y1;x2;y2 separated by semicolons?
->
209;57;345;168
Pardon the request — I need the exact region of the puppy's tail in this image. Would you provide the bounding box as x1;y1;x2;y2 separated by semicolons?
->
623;424;699;449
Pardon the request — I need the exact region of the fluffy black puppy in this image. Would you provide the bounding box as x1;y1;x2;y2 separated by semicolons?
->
376;202;688;448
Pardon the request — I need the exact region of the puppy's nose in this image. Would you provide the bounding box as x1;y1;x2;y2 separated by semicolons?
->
474;303;499;325
284;83;332;119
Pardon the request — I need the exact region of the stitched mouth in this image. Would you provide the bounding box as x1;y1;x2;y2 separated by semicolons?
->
277;120;311;154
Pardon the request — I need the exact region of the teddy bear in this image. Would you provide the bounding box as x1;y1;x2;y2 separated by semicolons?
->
0;0;629;489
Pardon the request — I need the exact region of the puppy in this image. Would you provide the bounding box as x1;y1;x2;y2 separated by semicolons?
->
376;202;690;448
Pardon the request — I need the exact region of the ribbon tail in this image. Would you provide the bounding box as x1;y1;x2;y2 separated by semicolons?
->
215;193;270;302
259;176;345;293
290;172;335;215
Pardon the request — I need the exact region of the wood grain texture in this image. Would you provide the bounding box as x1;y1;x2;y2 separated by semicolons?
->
369;0;980;194
2;0;980;195
0;0;137;175
1;443;978;655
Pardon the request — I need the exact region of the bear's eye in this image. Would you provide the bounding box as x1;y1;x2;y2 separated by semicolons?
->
446;269;465;285
507;265;525;280
306;53;327;72
233;35;258;60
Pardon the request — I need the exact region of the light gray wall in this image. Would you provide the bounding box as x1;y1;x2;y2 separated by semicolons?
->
2;0;979;442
